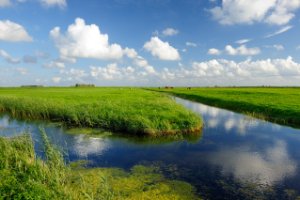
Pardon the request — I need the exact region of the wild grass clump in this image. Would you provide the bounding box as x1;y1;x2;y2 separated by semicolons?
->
0;87;202;136
151;87;300;128
0;134;68;199
0;133;200;199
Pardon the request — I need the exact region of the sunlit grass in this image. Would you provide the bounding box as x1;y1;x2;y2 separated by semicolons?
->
0;87;202;136
0;133;68;199
0;132;201;199
150;87;300;127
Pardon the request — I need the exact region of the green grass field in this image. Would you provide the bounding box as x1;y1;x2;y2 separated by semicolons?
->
0;87;202;136
151;87;300;128
0;133;200;200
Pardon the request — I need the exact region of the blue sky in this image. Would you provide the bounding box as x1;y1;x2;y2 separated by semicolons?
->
1;0;300;86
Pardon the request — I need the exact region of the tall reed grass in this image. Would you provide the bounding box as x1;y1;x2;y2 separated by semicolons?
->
0;131;200;199
0;87;203;136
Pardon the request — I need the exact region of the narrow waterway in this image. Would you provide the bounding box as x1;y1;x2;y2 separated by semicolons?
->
1;97;300;199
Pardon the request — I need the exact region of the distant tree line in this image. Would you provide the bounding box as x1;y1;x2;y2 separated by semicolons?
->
21;85;44;88
75;83;95;87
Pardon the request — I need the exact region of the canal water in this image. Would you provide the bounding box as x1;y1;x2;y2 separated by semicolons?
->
1;97;300;199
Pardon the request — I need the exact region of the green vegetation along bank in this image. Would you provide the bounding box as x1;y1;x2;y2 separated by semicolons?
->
152;87;300;128
0;87;202;136
0;133;200;200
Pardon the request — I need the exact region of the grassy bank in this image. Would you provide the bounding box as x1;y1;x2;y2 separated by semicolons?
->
151;87;300;128
0;87;202;136
0;133;200;199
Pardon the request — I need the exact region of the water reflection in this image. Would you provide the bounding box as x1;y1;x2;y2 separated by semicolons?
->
1;97;300;199
72;135;110;157
0;116;9;129
174;97;300;197
175;97;262;135
209;140;297;185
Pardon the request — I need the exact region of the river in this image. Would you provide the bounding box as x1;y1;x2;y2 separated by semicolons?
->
1;97;300;199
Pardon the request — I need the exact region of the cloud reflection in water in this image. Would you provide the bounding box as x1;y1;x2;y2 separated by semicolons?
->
209;140;297;185
175;97;260;135
0;116;9;129
72;135;110;157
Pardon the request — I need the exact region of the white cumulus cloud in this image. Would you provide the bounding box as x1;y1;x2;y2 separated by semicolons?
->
123;47;138;59
208;45;261;56
50;18;124;62
143;36;180;61
0;20;32;42
191;57;300;78
90;63;136;80
162;28;179;36
123;47;156;74
88;60;157;83
265;0;300;25
225;45;261;56
152;56;300;86
40;0;66;8
208;48;221;55
210;0;300;25
45;57;300;86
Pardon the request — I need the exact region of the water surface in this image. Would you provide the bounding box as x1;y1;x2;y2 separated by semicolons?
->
1;97;300;199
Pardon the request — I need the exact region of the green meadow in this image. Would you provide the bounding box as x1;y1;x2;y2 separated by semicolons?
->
0;132;200;200
0;87;202;136
0;87;203;199
152;87;300;127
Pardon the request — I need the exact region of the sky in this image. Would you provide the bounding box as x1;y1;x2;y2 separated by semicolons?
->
1;0;300;86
